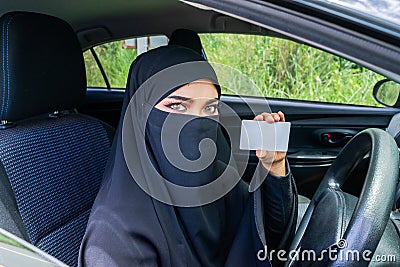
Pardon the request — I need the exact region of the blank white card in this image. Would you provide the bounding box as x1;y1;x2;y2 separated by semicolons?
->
240;120;291;151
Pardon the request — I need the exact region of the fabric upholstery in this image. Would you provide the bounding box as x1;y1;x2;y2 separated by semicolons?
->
0;114;111;266
0;12;86;122
0;162;28;240
0;11;113;266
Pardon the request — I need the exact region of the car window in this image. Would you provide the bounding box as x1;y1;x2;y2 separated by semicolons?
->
200;33;383;106
84;33;383;106
304;0;400;30
0;229;62;266
84;35;168;89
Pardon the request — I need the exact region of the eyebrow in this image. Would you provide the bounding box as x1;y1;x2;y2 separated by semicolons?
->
167;96;219;104
206;98;219;104
167;96;193;102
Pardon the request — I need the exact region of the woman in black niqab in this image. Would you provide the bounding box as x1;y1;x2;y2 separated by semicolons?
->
79;45;297;267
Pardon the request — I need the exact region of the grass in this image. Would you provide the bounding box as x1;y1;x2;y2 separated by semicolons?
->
84;41;137;88
84;34;384;107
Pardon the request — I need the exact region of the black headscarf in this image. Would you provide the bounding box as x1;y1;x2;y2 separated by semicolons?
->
78;45;288;267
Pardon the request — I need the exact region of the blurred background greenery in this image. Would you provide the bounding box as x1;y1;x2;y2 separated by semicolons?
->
84;34;383;106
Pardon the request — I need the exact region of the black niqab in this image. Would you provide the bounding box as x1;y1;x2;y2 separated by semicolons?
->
79;45;297;267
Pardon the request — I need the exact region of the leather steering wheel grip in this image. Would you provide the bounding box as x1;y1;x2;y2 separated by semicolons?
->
335;129;399;266
286;128;399;267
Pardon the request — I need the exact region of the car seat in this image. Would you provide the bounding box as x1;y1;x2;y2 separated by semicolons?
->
0;11;114;266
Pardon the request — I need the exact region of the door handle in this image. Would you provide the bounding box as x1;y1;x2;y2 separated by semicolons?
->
321;132;352;145
314;129;359;146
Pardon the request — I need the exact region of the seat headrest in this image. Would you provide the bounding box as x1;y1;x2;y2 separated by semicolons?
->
0;12;86;122
169;29;207;60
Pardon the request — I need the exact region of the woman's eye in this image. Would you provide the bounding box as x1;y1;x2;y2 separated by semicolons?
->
204;104;218;115
166;103;187;112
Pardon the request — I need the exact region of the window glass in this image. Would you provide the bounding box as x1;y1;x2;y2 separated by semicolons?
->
84;35;168;88
200;34;383;106
84;33;382;106
310;0;400;26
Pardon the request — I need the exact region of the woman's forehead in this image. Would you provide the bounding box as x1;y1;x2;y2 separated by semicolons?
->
168;79;218;99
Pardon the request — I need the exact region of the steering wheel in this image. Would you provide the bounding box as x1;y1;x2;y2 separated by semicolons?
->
285;128;399;266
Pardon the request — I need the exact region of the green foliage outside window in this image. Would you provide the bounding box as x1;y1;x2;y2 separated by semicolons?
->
84;34;383;106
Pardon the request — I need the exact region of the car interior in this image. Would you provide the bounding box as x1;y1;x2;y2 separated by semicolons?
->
0;0;400;266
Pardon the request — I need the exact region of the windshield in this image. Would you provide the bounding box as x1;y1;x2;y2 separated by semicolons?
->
294;0;400;37
324;0;400;24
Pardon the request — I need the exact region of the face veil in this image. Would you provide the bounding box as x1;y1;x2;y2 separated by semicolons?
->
121;45;245;265
120;46;242;207
145;107;222;187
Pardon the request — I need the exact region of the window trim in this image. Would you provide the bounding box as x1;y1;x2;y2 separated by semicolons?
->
89;47;111;90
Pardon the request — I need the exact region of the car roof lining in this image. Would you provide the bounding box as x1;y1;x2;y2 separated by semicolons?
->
77;15;288;50
0;0;287;49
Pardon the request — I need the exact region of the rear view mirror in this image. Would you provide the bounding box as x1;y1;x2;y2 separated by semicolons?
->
373;79;400;107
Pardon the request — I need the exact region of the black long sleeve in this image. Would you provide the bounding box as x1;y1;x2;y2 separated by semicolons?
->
258;159;298;266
